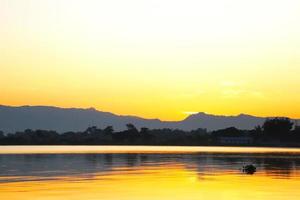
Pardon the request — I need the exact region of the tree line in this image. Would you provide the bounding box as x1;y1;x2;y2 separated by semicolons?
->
0;118;300;146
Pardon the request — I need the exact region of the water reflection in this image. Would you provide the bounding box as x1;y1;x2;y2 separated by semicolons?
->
1;152;300;183
1;147;300;200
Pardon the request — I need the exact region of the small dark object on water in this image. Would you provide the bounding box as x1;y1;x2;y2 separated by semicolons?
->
242;164;256;174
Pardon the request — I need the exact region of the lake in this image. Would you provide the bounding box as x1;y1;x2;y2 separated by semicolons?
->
1;146;300;200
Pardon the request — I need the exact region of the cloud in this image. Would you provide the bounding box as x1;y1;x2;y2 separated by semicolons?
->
249;91;266;99
179;90;206;98
221;88;266;99
219;80;266;99
220;81;239;87
221;89;243;98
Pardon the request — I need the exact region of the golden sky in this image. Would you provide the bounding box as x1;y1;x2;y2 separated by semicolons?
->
1;0;300;120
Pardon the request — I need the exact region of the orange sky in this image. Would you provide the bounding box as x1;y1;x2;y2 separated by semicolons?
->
1;0;300;120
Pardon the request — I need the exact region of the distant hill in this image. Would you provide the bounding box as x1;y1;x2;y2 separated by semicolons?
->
0;105;296;133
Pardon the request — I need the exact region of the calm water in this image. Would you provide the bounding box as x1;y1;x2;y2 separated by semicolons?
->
1;146;300;200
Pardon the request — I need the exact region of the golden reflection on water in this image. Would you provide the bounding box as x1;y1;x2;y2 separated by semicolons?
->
1;146;300;200
1;165;300;200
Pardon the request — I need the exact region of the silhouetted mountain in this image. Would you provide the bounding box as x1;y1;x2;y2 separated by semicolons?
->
176;112;266;130
0;105;297;133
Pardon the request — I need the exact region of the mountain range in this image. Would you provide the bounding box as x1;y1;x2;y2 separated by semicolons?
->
0;105;297;133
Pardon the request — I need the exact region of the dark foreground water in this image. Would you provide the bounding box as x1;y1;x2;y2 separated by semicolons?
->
1;146;300;200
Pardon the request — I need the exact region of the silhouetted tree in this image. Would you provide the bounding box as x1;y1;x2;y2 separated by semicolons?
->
0;122;299;146
140;127;149;134
85;126;99;134
254;125;263;134
263;118;293;138
126;123;138;132
104;126;114;134
212;127;245;137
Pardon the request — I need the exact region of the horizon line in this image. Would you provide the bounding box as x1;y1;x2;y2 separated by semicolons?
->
0;103;299;121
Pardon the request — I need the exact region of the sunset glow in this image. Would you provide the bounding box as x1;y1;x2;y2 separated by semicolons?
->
1;0;300;120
